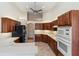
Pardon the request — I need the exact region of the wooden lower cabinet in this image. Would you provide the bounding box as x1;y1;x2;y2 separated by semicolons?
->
42;35;49;43
35;34;49;43
35;34;63;56
48;37;58;55
35;34;43;42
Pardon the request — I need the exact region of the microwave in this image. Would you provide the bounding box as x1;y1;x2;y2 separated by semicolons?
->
57;26;72;38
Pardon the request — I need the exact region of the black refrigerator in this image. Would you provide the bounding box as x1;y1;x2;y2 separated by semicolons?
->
12;25;26;43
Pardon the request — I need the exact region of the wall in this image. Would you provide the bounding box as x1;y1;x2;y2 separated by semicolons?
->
0;2;27;32
43;2;79;21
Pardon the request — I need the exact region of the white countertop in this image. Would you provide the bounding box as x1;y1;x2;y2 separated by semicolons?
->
34;30;57;41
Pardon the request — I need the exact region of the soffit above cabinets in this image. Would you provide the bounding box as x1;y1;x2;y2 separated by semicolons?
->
12;2;57;13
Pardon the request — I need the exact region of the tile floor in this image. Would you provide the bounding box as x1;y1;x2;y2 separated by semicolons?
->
27;39;56;56
35;42;56;56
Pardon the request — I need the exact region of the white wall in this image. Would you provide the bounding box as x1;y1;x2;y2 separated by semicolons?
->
43;2;79;21
0;2;27;32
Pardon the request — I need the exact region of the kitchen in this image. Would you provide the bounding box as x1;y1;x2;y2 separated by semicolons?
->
34;10;79;56
0;2;79;56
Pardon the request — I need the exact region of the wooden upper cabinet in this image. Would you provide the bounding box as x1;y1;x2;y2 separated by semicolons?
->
35;23;52;30
43;23;51;30
35;23;43;30
58;12;71;26
1;17;21;33
42;35;49;43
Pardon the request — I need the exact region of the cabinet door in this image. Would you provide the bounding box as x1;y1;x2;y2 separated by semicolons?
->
65;12;71;26
42;35;49;43
47;23;51;30
58;12;71;26
43;23;51;30
48;37;58;55
35;34;42;42
62;13;69;26
2;19;8;32
1;18;20;33
35;23;43;30
43;23;46;30
58;16;63;26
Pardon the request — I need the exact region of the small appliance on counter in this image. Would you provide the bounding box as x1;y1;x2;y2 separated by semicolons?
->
12;25;26;43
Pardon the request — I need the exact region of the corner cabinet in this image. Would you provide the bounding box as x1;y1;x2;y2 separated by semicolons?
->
35;34;59;55
35;34;43;42
48;37;58;55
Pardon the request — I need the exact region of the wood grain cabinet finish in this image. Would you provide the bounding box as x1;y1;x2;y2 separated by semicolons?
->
1;17;20;33
51;20;58;26
48;37;58;55
43;23;51;30
35;34;49;43
42;35;49;43
35;34;43;42
58;12;71;26
35;23;52;30
35;23;43;30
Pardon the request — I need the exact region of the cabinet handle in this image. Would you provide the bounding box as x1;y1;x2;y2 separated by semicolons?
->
66;33;69;35
66;29;69;31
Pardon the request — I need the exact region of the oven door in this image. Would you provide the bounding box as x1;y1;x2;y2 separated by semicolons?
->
57;28;65;36
57;40;72;56
57;27;72;38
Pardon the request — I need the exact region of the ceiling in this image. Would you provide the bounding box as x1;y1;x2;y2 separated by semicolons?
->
12;2;57;13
